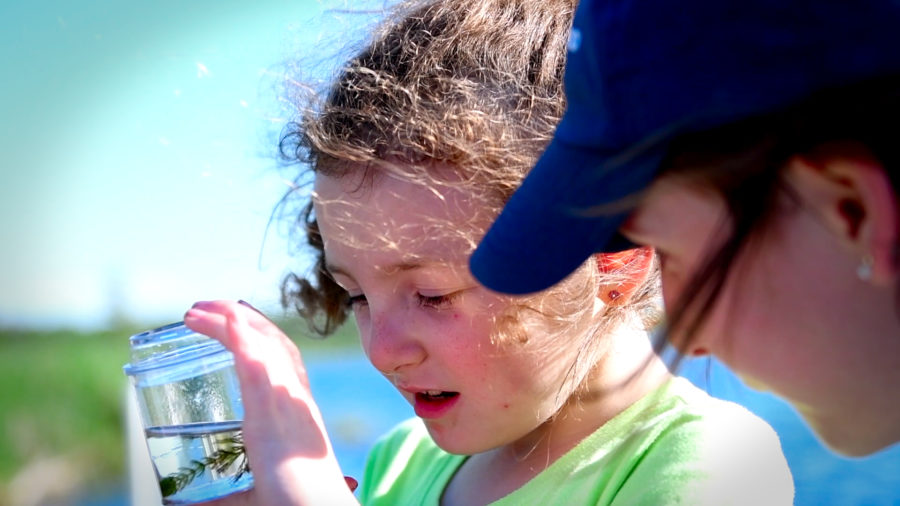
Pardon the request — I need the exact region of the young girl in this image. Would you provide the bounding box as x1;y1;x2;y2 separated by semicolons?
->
472;0;900;457
184;0;793;503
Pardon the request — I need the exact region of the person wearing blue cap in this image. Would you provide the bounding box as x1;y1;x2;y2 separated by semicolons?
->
471;0;900;457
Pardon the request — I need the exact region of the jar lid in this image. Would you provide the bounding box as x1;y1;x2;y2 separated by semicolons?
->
123;321;231;376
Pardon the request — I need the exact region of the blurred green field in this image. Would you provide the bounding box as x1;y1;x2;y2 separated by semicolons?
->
0;320;361;504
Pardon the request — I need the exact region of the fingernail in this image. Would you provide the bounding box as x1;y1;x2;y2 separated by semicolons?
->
184;307;206;319
238;299;266;317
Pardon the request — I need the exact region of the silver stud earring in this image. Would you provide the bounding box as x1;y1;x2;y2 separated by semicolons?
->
857;254;874;281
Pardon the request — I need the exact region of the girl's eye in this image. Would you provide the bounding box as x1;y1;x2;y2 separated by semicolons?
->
347;294;368;308
417;292;460;309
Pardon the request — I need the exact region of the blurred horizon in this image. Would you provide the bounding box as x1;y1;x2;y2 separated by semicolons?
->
0;0;384;332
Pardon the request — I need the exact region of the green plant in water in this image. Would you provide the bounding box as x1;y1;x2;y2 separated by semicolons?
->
158;433;250;498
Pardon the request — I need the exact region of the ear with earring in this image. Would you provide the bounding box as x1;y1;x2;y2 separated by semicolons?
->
595;247;654;305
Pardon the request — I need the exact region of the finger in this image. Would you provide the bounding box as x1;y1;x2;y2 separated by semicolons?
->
236;300;308;370
227;301;310;387
188;301;304;366
223;303;311;390
238;299;270;320
183;303;311;396
184;306;231;346
184;301;288;356
188;300;282;338
232;300;310;381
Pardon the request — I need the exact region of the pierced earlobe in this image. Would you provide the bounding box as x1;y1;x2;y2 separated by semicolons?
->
857;254;874;281
601;289;623;306
594;247;654;305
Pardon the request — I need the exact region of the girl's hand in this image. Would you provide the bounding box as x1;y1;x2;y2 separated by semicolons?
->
183;300;358;506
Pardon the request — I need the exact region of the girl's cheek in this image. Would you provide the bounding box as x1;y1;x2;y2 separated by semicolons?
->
353;312;371;343
357;329;374;358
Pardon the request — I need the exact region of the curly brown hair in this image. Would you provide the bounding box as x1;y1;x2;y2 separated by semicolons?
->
277;0;660;361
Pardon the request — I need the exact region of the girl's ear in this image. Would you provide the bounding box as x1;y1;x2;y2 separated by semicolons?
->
785;141;900;285
595;247;655;305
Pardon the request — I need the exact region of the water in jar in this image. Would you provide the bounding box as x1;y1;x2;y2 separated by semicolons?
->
146;420;253;504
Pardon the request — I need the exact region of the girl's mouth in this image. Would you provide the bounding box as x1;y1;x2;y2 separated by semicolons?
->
413;390;460;419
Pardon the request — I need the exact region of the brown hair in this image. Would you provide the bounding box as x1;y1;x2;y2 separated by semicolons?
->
277;0;660;374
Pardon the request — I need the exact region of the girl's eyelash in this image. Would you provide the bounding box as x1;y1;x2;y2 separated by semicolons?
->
346;291;462;309
417;292;460;308
346;294;368;308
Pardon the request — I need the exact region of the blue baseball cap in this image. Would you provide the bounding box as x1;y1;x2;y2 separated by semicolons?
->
471;0;900;295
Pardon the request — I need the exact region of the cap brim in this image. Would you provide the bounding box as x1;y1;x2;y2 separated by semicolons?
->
470;137;664;295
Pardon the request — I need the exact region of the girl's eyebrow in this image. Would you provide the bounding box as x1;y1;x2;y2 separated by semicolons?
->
325;261;427;280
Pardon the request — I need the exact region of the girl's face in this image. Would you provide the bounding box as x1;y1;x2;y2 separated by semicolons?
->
620;175;900;455
313;168;587;455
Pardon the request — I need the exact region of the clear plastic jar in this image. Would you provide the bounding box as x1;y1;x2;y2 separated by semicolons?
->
123;322;253;504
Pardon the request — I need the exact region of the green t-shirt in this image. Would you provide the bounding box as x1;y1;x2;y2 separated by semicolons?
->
357;377;793;505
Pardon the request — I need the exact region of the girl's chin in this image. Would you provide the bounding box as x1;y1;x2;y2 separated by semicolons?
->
423;422;484;456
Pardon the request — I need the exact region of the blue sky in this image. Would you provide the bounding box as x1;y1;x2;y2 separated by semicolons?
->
0;0;378;329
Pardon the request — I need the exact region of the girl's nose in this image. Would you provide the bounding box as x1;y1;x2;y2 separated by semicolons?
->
363;311;426;375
